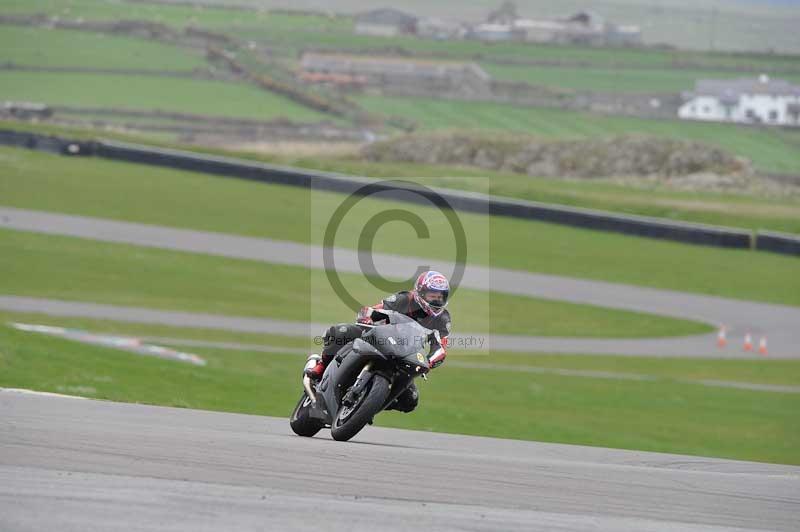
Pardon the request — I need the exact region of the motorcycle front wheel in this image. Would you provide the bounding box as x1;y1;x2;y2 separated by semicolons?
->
330;374;390;442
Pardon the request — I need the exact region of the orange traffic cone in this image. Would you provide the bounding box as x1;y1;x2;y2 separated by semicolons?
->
743;332;753;352
717;326;727;348
758;337;768;356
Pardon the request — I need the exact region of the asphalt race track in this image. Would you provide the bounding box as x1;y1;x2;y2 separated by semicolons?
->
3;206;800;358
1;391;798;532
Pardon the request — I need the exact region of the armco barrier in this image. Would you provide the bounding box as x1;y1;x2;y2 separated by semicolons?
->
0;129;95;156
0;129;770;252
93;139;755;249
756;231;800;256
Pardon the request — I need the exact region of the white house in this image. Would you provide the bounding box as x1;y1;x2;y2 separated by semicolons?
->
679;76;800;126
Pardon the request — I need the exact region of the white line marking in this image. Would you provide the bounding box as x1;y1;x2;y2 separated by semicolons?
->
0;388;88;399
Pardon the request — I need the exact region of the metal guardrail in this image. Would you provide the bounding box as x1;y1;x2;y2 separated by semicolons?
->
756;231;800;256
3;128;792;254
93;138;756;250
0;129;93;155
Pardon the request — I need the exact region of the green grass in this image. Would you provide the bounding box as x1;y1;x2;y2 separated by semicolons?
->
389;362;800;465
0;0;285;29
412;174;800;233
0;228;712;338
0;71;331;122
233;25;800;72
483;63;800;93
4;2;799;74
0;309;792;386
0;25;208;70
0;310;314;350
4;2;799;85
2;145;798;307
1;322;797;464
4;0;800;63
462;351;800;387
356;95;800;175
4;119;800;233
195;148;800;234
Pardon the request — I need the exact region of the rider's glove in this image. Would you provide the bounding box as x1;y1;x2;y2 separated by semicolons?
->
428;343;446;369
356;306;374;325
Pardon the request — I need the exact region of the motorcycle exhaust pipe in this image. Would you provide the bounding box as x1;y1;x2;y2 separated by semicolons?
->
303;374;317;404
302;354;321;404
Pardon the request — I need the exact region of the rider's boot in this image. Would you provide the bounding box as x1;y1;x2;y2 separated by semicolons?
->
304;354;331;381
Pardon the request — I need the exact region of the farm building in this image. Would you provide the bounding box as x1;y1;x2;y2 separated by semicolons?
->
519;12;640;46
679;76;800;126
354;8;417;37
473;8;641;46
2;101;53;120
469;23;517;42
417;17;466;40
299;53;492;97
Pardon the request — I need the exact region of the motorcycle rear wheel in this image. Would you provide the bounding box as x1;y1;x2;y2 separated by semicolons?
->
289;392;325;437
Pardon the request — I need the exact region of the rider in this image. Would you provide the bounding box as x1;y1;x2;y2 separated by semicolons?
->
305;270;452;413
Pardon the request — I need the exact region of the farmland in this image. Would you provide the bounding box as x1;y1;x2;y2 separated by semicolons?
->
1;0;798;183
0;25;207;70
0;70;331;122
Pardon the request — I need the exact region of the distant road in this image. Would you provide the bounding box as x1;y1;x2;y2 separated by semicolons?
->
3;206;800;358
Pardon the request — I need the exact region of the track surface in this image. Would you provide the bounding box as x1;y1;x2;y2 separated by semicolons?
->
2;207;800;357
1;391;798;532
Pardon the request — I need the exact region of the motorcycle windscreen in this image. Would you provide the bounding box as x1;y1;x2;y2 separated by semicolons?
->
365;321;430;358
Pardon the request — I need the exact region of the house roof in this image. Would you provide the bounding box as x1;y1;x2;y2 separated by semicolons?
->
565;11;605;28
472;23;514;33
688;77;800;100
355;8;417;26
417;17;463;31
513;19;566;31
300;53;490;81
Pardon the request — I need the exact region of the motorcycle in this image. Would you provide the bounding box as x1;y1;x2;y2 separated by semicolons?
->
290;309;432;441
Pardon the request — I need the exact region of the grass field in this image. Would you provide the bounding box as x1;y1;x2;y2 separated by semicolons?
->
2;146;798;307
2;11;798;181
233;25;800;72
483;63;800;93
1;321;797;464
212;149;800;233
0;0;320;30
356;95;800;175
4;2;799;74
234;0;800;57
0;71;331;122
5;120;800;234
0;25;208;71
251;150;800;232
0;310;315;349
5;0;800;57
0;308;791;387
0;228;712;338
412;174;800;232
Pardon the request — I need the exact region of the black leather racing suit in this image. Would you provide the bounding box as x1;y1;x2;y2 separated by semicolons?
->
320;291;451;413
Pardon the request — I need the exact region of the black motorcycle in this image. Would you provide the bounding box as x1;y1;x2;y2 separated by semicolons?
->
290;309;432;441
